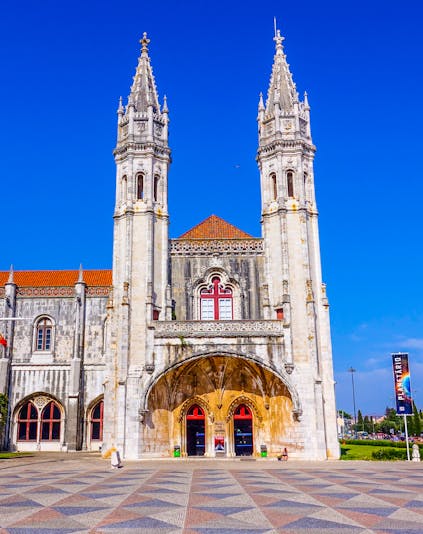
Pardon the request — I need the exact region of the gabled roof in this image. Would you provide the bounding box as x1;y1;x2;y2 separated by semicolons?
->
0;270;112;288
178;215;252;240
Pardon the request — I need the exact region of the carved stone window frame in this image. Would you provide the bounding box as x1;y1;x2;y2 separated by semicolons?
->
193;270;241;321
32;315;55;357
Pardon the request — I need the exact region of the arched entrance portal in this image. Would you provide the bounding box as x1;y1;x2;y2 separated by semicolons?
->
233;404;253;456
143;355;295;458
186;404;205;456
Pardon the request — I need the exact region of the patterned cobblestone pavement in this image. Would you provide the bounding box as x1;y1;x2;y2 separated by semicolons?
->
0;455;422;533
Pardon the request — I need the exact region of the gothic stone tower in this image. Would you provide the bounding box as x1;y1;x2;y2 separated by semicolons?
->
104;30;339;460
257;30;338;458
104;34;171;457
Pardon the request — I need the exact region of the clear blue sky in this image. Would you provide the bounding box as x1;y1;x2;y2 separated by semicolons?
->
1;0;422;416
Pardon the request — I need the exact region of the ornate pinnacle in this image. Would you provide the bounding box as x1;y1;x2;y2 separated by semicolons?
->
274;29;284;54
258;92;265;111
117;96;124;115
140;32;150;55
7;264;14;284
304;91;310;109
162;95;168;113
78;263;84;283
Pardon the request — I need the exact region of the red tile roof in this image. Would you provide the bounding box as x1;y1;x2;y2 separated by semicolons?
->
179;215;252;239
0;270;112;287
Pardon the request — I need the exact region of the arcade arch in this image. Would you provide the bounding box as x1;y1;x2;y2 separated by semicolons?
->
141;355;297;457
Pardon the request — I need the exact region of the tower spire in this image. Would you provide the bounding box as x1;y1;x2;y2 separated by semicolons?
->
129;32;160;112
265;27;298;113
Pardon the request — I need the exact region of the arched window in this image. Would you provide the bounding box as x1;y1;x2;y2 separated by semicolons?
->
17;401;38;441
200;276;233;320
287;171;294;198
35;317;53;351
270;172;277;200
153;175;160;202
91;400;104;441
137;173;144;200
121;175;127;203
41;401;61;441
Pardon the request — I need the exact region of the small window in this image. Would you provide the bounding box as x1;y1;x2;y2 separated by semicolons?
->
270;173;277;200
137;174;144;200
36;318;53;351
154;175;159;202
41;401;61;441
287;171;294;198
17;402;38;441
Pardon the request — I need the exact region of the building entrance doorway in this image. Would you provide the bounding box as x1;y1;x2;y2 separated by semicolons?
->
186;404;205;456
233;404;253;456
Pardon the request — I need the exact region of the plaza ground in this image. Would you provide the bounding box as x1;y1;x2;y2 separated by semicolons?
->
0;453;422;533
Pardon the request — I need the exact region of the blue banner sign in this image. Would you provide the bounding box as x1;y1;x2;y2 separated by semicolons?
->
392;353;412;415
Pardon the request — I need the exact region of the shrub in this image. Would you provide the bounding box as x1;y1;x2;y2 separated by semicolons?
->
343;439;423;453
371;448;407;461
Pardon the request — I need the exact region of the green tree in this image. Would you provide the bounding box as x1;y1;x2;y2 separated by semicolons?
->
376;407;401;434
363;415;373;433
407;413;414;437
357;409;364;432
413;402;421;436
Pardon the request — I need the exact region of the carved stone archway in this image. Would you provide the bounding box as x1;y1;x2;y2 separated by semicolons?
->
141;354;300;458
142;349;302;418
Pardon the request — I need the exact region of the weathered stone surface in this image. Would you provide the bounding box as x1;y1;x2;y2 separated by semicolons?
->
1;30;339;461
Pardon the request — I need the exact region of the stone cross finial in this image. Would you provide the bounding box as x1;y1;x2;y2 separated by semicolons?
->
140;32;150;55
274;29;284;54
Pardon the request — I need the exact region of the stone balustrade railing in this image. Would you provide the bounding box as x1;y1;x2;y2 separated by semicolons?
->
153;320;284;338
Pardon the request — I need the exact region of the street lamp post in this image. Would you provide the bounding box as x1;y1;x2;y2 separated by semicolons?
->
348;367;357;438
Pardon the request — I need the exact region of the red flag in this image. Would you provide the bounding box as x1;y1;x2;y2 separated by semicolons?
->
0;334;7;347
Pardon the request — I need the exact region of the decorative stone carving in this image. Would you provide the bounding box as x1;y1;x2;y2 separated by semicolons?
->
306;280;313;302
13;286;110;298
153;320;284;338
284;362;294;374
170;239;264;256
293;408;303;421
321;283;329;308
225;395;262;423
178;396;213;423
144;364;155;374
139;409;148;423
33;395;50;409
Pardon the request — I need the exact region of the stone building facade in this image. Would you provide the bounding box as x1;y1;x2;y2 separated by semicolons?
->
0;30;339;460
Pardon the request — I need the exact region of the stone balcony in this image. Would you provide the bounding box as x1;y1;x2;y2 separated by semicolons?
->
152;320;284;338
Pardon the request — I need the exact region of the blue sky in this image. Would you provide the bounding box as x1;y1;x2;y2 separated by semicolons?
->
1;1;422;415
